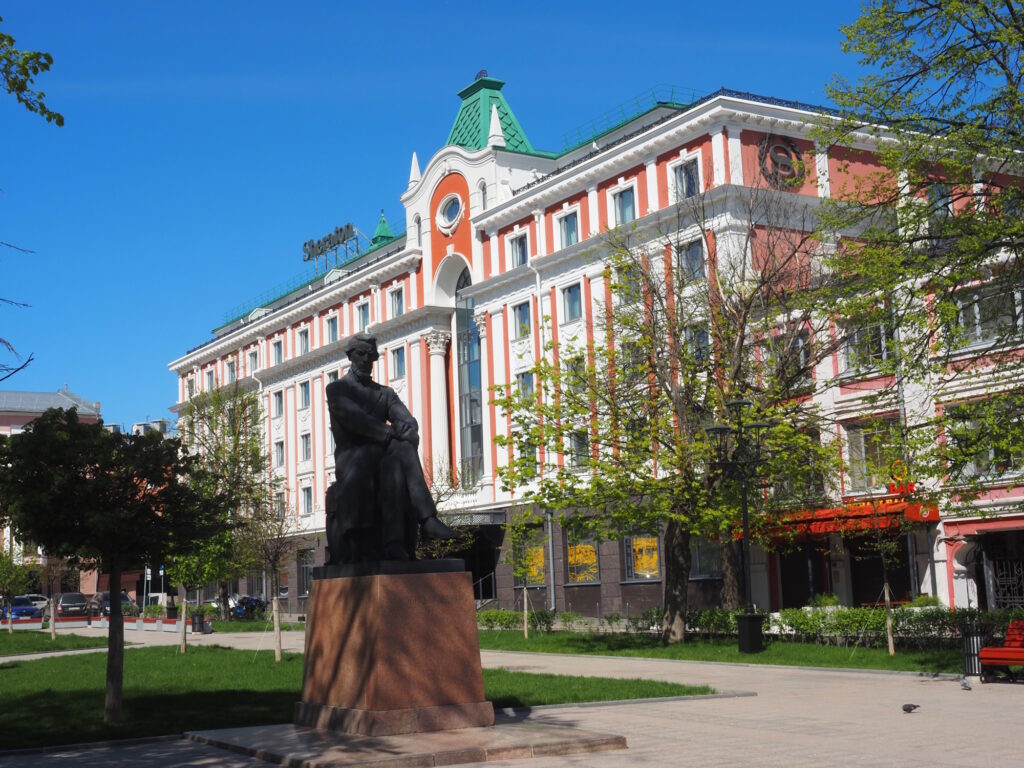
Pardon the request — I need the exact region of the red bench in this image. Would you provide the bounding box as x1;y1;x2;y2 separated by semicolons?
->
979;619;1024;683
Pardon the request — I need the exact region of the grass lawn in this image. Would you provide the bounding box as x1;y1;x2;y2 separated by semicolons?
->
0;631;108;656
477;631;962;674
0;645;708;750
208;618;306;633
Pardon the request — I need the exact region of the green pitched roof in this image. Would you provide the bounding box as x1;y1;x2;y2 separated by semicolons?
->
446;76;534;153
371;210;394;246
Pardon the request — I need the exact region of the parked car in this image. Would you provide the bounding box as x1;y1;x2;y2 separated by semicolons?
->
2;596;44;621
86;591;138;617
45;592;89;620
17;593;49;611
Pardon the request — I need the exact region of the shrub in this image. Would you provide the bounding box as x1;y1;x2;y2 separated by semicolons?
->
808;593;840;607
143;605;163;619
558;611;582;632
910;594;941;607
477;609;521;631
528;610;556;633
602;612;622;631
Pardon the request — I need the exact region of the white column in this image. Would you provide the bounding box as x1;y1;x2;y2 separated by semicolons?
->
533;209;546;258
587;184;599;236
726;124;744;186
644;155;658;213
815;142;831;198
425;329;452;480
711;126;727;187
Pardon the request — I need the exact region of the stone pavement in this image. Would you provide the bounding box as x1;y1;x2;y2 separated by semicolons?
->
1;627;1021;767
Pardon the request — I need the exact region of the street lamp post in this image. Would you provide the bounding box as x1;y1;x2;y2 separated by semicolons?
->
708;398;769;653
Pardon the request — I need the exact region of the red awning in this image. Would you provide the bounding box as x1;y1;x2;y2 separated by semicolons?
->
771;497;938;536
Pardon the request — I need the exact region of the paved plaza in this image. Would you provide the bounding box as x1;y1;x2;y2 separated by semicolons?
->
0;627;1020;767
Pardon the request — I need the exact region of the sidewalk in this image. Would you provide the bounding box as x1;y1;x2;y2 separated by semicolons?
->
1;630;1021;767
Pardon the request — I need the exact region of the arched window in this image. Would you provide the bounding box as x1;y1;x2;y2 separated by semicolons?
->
414;215;422;247
455;267;483;486
478;180;488;211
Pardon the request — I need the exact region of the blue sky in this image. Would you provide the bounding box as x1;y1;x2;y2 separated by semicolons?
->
1;1;865;430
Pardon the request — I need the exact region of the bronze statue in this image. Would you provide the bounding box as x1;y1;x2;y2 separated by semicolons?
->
324;333;456;564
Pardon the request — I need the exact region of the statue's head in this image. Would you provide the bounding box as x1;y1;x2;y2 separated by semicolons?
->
345;333;379;382
344;333;379;361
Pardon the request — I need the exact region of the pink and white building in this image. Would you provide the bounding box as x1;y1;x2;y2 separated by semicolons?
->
170;77;1024;615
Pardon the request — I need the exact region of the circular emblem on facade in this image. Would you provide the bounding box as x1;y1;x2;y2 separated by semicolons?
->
759;134;806;190
436;193;464;235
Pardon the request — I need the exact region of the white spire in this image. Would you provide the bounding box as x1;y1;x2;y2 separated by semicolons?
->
408;151;421;188
487;104;506;149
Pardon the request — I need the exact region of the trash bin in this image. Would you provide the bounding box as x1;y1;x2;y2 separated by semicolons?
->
165;606;178;620
191;613;205;633
962;626;986;677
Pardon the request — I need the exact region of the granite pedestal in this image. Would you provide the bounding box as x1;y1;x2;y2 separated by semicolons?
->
295;560;494;736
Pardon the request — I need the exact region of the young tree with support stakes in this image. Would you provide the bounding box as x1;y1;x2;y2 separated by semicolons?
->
495;182;844;642
0;408;229;723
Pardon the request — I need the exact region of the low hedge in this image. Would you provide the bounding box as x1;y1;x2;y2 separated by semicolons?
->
684;606;1024;649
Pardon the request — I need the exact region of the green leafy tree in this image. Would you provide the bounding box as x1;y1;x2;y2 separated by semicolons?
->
0;408;229;723
0;14;63;126
176;383;269;619
813;0;1024;522
495;184;842;642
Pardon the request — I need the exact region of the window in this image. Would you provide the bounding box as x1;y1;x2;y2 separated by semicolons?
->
274;492;285;518
566;536;599;584
563;355;587;394
612;186;636;226
327;370;339;383
515;371;534;400
248;350;258;374
617;263;642;304
845;420;899;493
516;432;539;478
513;301;531;339
568;430;589;467
357;302;370;332
673;158;700;201
928;181;953;233
677;240;705;282
300;433;311;461
512;528;546;586
690;536;722;579
274;440;285;467
272;340;283;365
297;549;314;597
301;486;313;516
845;322;895;371
956;284;1022;347
774;430;826;502
390;287;405;318
391;347;405;379
186;378;195;398
946;400;1024;480
437;193;463;234
509;233;529;268
623;535;661;581
478;180;488;210
272;390;283;417
325;316;338;344
559;211;579;248
414;215;422;248
685;325;711;363
298;329;310;355
206;370;215;391
226;360;236;384
298;381;311;409
767;328;812;389
562;283;582;323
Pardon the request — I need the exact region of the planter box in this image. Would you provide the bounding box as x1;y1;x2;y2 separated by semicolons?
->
142;617;161;631
54;616;90;629
161;619;182;633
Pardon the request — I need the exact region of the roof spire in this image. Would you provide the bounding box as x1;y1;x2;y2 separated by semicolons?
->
487;104;506;149
408;151;421;189
371;210;394;246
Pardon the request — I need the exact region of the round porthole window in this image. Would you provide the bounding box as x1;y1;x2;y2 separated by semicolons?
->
436;193;463;235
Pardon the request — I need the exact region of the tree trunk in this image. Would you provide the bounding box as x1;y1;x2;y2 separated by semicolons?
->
105;562;125;723
272;595;282;662
523;588;529;640
178;585;188;654
218;581;229;621
883;579;895;657
49;595;56;640
5;599;11;634
719;540;741;610
662;521;691;643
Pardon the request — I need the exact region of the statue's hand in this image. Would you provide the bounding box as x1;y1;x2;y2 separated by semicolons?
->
390;420;420;447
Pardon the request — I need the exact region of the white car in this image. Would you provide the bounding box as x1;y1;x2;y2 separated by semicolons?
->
17;594;49;611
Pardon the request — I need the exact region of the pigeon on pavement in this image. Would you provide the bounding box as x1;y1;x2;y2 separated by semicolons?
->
902;704;920;713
